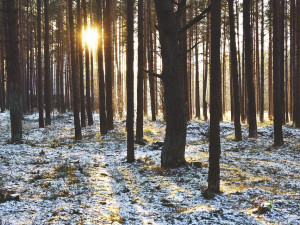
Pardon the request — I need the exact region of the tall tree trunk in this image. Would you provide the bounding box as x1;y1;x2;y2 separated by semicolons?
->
195;0;200;119
273;0;284;146
260;0;264;123
244;0;257;137
203;2;210;121
44;0;51;126
290;0;295;123
96;0;107;135
83;0;93;125
68;0;82;140
148;1;156;121
105;0;114;130
154;0;187;168
37;0;44;127
255;0;260;119
295;1;300;127
126;0;135;163
228;0;242;141
3;0;23;142
136;0;144;144
268;1;273;120
76;0;86;127
208;0;221;193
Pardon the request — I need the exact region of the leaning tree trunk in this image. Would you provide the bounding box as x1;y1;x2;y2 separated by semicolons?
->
153;0;187;168
3;0;23;143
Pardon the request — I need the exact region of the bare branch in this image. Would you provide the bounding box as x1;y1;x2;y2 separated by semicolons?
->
140;67;164;80
179;4;211;34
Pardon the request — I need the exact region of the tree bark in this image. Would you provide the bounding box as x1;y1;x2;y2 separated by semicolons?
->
136;0;144;144
96;0;107;135
37;0;44;127
83;0;93;125
68;0;82;140
154;0;187;168
208;0;221;193
44;0;51;126
3;0;23;142
273;0;284;146
228;0;242;141
126;0;135;163
244;0;257;137
105;0;114;130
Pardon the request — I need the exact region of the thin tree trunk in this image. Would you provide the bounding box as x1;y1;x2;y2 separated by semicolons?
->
44;0;51;126
83;0;93;125
76;0;86;127
273;0;284;146
260;0;264;123
37;0;44;127
126;0;135;163
96;0;107;135
244;0;257;137
148;0;156;122
68;0;82;140
105;0;114;130
136;0;144;144
228;0;242;141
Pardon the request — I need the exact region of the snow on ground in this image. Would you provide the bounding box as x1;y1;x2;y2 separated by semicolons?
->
0;111;299;224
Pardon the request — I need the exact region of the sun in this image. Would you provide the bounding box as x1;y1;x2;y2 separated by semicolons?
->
82;27;99;50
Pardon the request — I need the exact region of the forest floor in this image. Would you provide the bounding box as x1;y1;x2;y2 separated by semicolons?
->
0;111;299;225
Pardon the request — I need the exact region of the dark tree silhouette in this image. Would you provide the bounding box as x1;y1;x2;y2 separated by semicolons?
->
104;0;114;130
127;0;135;163
2;0;23;142
44;0;51;126
244;0;257;137
96;0;107;135
136;0;144;144
228;0;242;141
208;0;221;193
37;0;44;128
273;0;284;146
83;0;93;126
68;0;82;140
77;0;86;128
